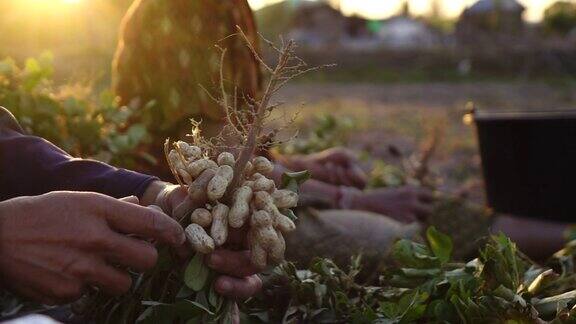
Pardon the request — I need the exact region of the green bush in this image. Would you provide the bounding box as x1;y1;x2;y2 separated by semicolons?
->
0;53;155;169
544;1;576;36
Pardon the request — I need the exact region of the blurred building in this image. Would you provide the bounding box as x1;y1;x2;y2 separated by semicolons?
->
373;15;442;50
456;0;526;47
288;1;348;47
256;0;443;51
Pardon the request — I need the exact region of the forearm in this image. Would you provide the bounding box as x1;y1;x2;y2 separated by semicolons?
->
492;215;568;260
0;107;157;200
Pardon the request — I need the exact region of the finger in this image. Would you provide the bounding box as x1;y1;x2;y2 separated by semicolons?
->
348;165;368;189
120;195;140;204
9;282;57;306
335;166;354;187
173;196;196;222
95;197;185;248
67;259;132;296
417;189;435;203
214;275;262;300
101;234;158;272
207;250;260;278
174;241;192;261
325;148;357;167
325;162;339;185
6;258;84;304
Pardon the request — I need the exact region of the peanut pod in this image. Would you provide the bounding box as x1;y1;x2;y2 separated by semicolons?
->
255;225;279;248
254;176;275;192
254;191;295;233
207;165;234;201
217;152;235;167
188;168;216;203
242;180;255;189
229;186;253;228
175;141;202;160
190;208;212;227
274;213;297;234
252;156;274;175
250;210;273;227
210;203;229;246
177;168;193;185
248;229;267;270
268;230;286;264
272;189;299;209
188;158;218;178
185;224;215;254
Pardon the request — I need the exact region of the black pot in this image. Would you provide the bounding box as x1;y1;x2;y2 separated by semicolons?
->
474;109;576;222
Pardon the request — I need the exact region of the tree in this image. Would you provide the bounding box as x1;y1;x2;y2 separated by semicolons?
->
543;1;576;36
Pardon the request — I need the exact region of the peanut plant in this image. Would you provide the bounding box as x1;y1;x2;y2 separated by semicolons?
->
81;28;327;323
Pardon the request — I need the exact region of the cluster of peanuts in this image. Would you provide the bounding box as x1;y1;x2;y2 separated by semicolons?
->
168;141;298;269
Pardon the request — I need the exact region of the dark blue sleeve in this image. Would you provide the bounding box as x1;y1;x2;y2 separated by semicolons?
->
0;107;158;201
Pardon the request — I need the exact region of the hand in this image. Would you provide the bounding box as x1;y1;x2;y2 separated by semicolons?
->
142;181;203;221
286;148;367;189
143;183;262;301
0;191;185;305
207;250;262;300
350;186;435;223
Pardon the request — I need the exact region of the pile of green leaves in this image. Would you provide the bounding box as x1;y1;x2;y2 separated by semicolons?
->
244;228;576;323
0;53;153;169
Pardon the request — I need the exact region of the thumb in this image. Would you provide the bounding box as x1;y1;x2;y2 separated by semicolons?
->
120;195;140;204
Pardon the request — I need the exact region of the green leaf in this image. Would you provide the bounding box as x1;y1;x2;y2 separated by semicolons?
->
281;170;311;193
281;208;298;221
392;239;439;269
176;285;194;299
185;253;209;291
175;300;214;316
426;226;453;264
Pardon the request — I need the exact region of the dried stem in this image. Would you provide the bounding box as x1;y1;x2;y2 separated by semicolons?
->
179;26;332;202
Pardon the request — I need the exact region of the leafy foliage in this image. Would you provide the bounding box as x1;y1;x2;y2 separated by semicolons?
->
280;114;355;155
0;53;153;169
544;1;576;36
244;229;576;323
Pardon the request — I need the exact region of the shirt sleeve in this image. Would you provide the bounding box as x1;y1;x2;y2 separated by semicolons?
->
0;107;158;201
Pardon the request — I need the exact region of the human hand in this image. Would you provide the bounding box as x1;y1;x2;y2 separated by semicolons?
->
206;250;262;300
142;181;204;221
0;191;185;305
349;186;435;223
286;148;367;189
143;182;262;301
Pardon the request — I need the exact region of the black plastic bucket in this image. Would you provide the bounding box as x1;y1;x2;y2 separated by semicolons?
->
474;109;576;222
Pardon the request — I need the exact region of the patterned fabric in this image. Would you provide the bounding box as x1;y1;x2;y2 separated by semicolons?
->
112;0;261;138
286;208;421;276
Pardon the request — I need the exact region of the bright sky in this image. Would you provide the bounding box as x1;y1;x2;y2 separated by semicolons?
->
248;0;570;22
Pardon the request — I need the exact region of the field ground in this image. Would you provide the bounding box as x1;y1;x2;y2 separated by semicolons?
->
276;81;576;203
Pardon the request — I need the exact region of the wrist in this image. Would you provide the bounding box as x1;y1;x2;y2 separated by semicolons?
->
337;186;363;210
141;180;170;207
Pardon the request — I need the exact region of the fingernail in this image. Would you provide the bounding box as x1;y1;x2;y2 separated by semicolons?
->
218;279;233;293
